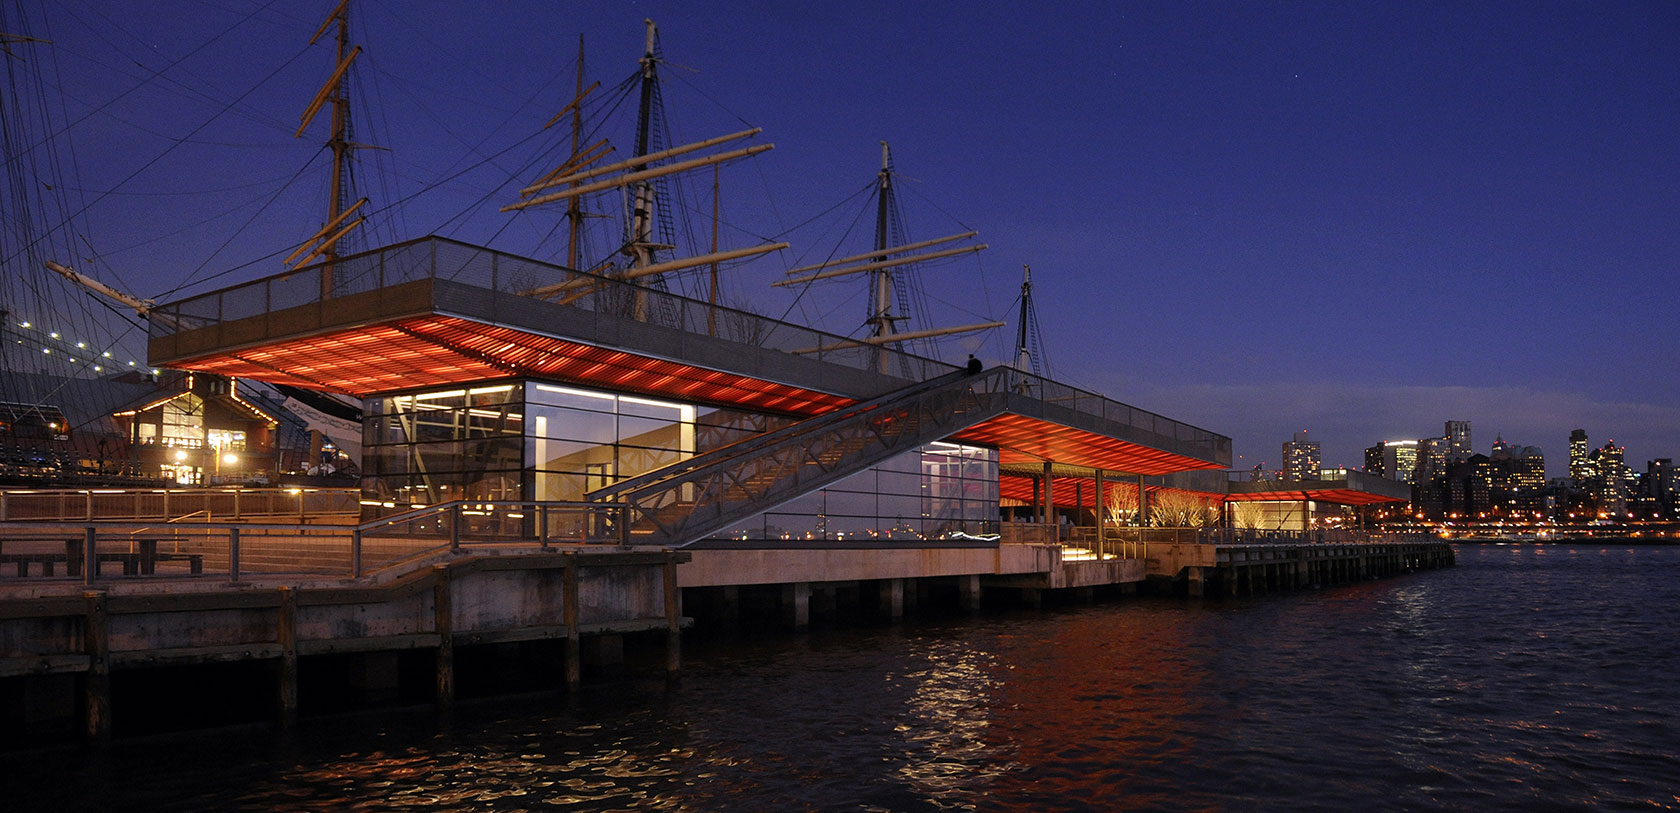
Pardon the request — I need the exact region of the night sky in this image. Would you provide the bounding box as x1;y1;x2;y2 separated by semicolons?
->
11;0;1678;477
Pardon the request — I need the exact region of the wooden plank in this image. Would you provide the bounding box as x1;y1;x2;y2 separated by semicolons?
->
110;643;285;668
107;591;283;614
295;633;440;657
0;653;91;678
0;596;88;620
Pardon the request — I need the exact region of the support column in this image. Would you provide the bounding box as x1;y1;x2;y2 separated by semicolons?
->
1042;461;1054;532
1094;468;1107;558
1020;587;1042;610
878;579;904;620
434;566;454;710
83;590;110;746
958;575;982;613
1137;473;1149;528
783;582;811;630
1186;566;1205;597
277;586;298;728
716;584;740;629
563;553;581;691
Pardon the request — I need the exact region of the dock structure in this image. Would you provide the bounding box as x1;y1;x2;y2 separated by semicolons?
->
0;238;1457;744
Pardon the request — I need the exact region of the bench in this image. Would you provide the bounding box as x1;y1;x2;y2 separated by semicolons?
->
0;538;204;577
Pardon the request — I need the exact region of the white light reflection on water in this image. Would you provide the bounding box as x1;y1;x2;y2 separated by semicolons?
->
891;638;1017;803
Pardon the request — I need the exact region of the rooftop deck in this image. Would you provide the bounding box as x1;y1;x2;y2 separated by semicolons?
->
148;237;1230;473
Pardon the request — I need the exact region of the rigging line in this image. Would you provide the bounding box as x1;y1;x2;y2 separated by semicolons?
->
766;180;876;246
899;182;978;232
663;67;756;130
0;37;316;269
168;146;330;293
50;0;301;136
0;0;286;174
47;172;304;197
770;184;873;327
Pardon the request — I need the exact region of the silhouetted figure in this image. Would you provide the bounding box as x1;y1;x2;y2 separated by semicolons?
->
966;355;982;375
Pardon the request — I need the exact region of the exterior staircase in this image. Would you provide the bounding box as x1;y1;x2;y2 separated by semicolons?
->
587;366;1013;547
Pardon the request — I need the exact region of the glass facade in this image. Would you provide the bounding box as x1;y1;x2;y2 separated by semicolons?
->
721;442;999;542
361;379;998;543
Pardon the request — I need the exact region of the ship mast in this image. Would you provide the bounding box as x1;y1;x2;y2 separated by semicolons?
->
776;144;998;372
505;20;785;312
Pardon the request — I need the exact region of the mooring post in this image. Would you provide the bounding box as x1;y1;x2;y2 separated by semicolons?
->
563;552;581;691
277;586;298;728
664;551;681;677
879;578;905;620
1187;566;1205;597
83;590;110;746
433;565;454;710
228;526;241;582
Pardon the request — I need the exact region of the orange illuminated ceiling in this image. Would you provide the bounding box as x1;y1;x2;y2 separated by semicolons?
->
1223;488;1404;506
174;313;1222;474
999;476;1215;508
954;413;1223;476
176;314;852;414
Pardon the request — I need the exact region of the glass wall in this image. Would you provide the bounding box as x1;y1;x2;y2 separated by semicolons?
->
721;442;999;543
525;382;792;502
363;383;525;508
361;379;1000;543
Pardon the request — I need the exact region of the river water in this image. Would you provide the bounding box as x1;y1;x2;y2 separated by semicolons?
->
10;543;1680;811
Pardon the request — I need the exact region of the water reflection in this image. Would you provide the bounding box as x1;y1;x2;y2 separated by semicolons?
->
10;544;1680;810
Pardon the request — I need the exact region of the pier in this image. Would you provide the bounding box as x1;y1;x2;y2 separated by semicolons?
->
1;502;1450;746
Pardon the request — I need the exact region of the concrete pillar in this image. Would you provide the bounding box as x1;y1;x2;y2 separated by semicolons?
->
1071;586;1095;603
1137;474;1148;527
878;579;905;620
1187;566;1205;597
1021;587;1042;610
903;579;921;616
1223;569;1238;597
958;575;982;613
716;584;741;629
811;585;837;622
783;582;811;630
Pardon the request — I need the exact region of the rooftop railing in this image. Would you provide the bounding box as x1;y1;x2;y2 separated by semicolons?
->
150;236;1230;465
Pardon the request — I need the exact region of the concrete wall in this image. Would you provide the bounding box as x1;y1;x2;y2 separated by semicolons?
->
678;544;1060;588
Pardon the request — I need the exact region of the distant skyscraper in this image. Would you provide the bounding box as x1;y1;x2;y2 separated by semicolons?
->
1283;431;1320;482
1589;441;1630;513
1365;440;1420;485
1569;429;1591;486
1446;420;1472;462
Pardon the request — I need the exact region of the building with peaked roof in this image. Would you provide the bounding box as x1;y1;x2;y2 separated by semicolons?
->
146;238;1232;545
110;372;280;486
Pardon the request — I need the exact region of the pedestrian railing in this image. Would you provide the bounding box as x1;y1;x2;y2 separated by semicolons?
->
0;499;628;584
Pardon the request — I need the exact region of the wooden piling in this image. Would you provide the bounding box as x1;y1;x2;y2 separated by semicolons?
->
563;552;581;691
433;565;454;710
83;590;110;745
277;586;298;728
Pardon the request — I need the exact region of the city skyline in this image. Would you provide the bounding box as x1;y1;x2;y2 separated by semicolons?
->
6;0;1676;475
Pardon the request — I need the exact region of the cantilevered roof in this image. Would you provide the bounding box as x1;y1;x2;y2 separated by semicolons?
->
1224;470;1412;505
148;237;1232;473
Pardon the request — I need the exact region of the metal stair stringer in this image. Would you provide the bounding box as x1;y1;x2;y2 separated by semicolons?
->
593;366;1014;547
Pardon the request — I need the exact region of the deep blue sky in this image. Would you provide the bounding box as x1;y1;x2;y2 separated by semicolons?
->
15;0;1680;477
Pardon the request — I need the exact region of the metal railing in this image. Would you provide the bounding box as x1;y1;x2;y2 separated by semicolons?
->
0;499;628;584
600;367;1013;548
1010;522;1438;564
0;487;360;523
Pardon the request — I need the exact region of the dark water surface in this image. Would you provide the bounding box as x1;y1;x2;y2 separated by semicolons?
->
10;543;1680;811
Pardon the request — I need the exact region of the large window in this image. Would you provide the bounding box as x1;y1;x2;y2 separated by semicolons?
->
363;384;524;508
723;442;999;543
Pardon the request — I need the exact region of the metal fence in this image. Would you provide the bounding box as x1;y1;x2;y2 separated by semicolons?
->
1012;522;1434;563
0;500;627;584
0;487;361;523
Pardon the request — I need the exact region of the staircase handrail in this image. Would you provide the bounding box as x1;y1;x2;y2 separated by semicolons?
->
586;367;978;502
